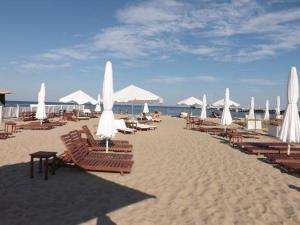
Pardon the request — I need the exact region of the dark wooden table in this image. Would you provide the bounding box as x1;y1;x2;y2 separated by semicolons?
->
30;151;57;180
5;121;17;133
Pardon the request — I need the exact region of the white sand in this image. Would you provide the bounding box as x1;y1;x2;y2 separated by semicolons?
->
1;116;300;225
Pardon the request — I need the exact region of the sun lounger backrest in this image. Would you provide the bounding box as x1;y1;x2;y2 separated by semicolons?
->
82;125;98;147
61;133;86;164
61;130;91;163
115;119;126;129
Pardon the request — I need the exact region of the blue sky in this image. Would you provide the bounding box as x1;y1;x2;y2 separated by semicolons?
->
1;0;300;107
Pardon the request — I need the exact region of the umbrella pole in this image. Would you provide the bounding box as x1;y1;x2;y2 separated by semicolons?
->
131;104;134;118
106;139;108;153
287;143;291;156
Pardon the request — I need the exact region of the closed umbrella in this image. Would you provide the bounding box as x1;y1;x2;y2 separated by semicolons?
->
221;88;232;127
143;103;149;114
248;96;255;119
279;67;300;155
276;96;281;119
200;94;207;119
264;99;270;120
96;61;117;153
35;82;47;124
95;94;101;112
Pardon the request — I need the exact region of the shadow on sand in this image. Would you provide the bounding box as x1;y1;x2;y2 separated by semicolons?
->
0;162;155;225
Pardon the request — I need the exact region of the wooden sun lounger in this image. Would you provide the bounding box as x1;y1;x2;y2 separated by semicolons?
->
74;129;132;152
236;142;290;149
280;162;300;173
0;132;10;139
61;132;133;175
17;124;55;130
263;153;300;164
81;125;130;145
242;146;300;155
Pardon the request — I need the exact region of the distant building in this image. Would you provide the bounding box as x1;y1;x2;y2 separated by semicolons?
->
0;89;12;106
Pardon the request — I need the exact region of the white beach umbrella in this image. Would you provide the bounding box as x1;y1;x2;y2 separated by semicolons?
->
114;84;162;116
35;82;47;123
248;96;255;119
59;90;97;105
212;98;240;107
177;96;202;107
143;103;149;114
279;67;300;155
96;61;117;153
94;94;101;112
221;88;232;126
178;96;202;116
275;96;281;119
200;94;207;119
264;99;270;120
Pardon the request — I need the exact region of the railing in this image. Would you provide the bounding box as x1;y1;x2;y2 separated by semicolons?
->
0;104;85;122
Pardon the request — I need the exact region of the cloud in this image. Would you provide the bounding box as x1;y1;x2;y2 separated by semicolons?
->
239;78;280;86
147;75;216;84
19;63;71;71
26;0;300;64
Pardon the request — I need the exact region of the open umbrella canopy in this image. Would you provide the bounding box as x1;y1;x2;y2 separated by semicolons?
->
96;61;117;144
35;82;47;120
200;94;207;119
221;88;232;126
276;96;281;118
212;98;240;107
248;96;255;119
143;103;149;114
264;99;270;120
94;94;101;112
279;66;300;155
114;84;163;103
59;90;97;105
177;96;202;107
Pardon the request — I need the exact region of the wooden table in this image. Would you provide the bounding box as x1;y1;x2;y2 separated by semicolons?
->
5;121;17;133
30;151;57;180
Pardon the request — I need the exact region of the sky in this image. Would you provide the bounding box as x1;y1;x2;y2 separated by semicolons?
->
1;0;300;107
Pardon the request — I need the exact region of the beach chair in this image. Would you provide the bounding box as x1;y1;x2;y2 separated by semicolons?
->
80;126;133;152
61;132;133;175
263;153;300;164
81;125;130;145
115;119;136;134
136;122;157;131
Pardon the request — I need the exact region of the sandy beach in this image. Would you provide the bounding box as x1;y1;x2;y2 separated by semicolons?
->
0;116;300;225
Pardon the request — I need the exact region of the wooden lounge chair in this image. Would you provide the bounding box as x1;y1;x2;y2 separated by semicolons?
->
236;142;290;149
263;153;300;164
279;162;300;173
17;123;55;130
61;132;133;175
242;146;300;155
78;128;132;152
0;132;10;139
81;125;130;145
114;119;136;134
63;131;133;161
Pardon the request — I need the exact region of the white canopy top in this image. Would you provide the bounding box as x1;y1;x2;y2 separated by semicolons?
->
59;90;97;105
114;84;163;103
177;96;202;106
212;98;240;107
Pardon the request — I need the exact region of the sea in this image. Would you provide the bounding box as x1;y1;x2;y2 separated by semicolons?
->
6;100;276;119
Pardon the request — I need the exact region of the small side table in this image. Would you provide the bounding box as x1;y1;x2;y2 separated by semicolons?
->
5;121;17;133
30;151;57;180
